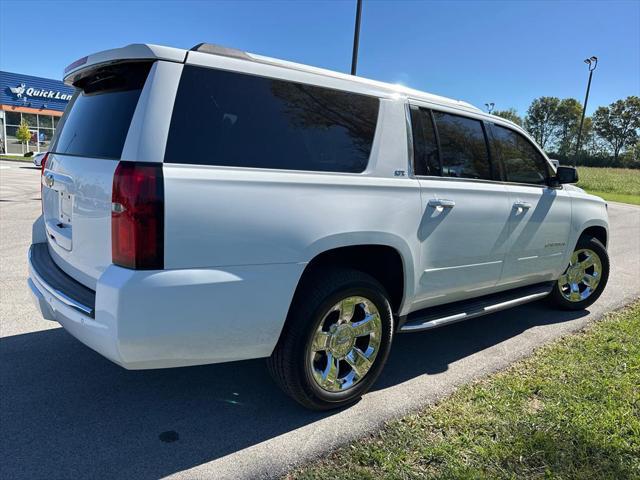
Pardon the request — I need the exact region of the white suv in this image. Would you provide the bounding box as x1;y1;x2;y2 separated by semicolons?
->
29;44;609;410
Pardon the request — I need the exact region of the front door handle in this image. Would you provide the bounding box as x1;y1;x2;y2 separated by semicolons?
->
428;199;456;209
513;201;532;213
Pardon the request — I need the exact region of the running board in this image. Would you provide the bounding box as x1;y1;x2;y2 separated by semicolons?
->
399;282;554;333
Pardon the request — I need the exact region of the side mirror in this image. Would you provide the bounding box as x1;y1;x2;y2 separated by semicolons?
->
556;166;579;184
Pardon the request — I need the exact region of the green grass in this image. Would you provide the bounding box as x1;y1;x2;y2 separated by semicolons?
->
577;167;640;205
289;302;640;480
0;154;33;162
585;191;640;206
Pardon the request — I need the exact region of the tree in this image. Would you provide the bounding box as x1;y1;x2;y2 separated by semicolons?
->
271;81;378;156
592;96;640;161
493;108;523;126
620;140;640;168
524;96;561;149
555;98;583;156
15;120;31;154
578;116;595;154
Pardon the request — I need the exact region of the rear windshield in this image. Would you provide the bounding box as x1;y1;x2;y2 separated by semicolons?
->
164;65;379;173
51;62;152;159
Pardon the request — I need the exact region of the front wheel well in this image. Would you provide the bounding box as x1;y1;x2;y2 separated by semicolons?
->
297;245;405;314
580;226;607;247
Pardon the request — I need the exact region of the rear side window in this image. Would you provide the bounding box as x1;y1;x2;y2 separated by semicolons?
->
164;66;379;173
492;125;549;185
432;111;491;180
52;62;152;159
410;107;440;176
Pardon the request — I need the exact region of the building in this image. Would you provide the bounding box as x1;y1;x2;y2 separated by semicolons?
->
1;71;74;155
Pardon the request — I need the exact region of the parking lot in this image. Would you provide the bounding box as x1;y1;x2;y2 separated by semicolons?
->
1;159;639;480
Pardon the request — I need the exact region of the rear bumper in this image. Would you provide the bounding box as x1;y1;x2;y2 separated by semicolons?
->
28;242;304;369
29;243;95;317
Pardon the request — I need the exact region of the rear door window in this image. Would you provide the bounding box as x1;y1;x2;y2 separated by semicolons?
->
432;111;492;180
164;65;379;173
491;125;550;185
52;62;152;159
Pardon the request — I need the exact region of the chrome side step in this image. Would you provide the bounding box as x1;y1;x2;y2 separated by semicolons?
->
399;282;553;333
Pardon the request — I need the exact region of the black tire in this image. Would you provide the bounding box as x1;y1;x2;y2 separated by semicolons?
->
548;235;609;310
267;268;394;410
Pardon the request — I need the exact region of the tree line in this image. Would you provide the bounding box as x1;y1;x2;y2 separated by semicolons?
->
493;96;639;168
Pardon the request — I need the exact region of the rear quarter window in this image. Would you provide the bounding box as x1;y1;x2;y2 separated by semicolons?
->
164;66;379;173
52;62;152;159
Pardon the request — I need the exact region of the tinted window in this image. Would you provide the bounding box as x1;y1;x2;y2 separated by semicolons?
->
432;111;491;180
410;107;440;176
492;125;549;185
165;66;379;172
52;62;151;159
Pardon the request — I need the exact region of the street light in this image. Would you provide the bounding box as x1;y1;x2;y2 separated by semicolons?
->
350;0;363;75
485;102;495;114
574;56;598;165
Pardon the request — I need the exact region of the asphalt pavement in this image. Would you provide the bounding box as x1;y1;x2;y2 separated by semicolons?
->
1;159;638;480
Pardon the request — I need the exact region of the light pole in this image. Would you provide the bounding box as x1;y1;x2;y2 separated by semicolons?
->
485;102;495;114
350;0;363;75
574;56;598;165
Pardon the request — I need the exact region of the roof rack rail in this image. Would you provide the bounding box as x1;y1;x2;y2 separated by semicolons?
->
190;43;251;61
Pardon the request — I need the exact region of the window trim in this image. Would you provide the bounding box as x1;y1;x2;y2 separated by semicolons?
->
405;103;416;178
408;105;422;176
429;108;443;176
483;120;506;181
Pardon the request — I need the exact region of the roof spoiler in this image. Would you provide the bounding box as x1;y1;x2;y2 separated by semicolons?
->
63;44;186;85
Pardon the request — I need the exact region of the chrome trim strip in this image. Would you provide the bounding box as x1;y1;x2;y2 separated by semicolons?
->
400;290;550;332
413;174;555;189
28;246;94;317
407;312;467;330
483;291;549;312
423;259;502;274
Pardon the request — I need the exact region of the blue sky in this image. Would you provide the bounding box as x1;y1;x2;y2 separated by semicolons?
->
1;0;638;116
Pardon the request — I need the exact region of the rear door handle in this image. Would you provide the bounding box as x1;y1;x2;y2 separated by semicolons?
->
428;199;456;209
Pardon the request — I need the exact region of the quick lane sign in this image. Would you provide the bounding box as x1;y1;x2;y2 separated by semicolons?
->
9;83;72;101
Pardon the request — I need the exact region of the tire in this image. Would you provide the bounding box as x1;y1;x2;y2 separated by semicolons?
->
267;267;394;410
548;235;609;310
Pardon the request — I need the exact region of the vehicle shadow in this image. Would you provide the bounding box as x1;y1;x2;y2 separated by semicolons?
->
0;300;587;479
378;301;588;387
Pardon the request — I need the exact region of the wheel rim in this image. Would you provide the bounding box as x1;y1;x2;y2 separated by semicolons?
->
558;248;603;302
308;296;383;393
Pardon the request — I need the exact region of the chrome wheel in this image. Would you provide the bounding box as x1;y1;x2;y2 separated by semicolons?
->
557;248;603;303
308;296;383;392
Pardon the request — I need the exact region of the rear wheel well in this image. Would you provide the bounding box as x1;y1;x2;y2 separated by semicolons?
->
581;226;607;247
297;245;405;314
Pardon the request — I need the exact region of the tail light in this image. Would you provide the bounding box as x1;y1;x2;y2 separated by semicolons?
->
111;162;164;270
40;152;49;173
40;152;49;213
